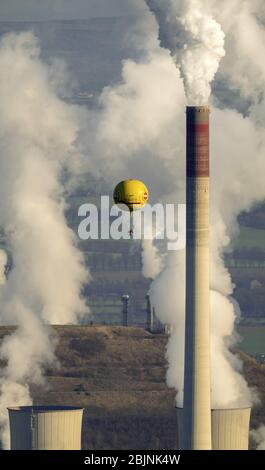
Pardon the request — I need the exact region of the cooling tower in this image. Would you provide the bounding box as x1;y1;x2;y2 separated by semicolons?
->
177;407;251;450
8;406;84;450
183;106;211;449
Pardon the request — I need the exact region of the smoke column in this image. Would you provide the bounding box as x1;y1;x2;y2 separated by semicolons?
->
0;251;7;284
0;32;89;448
251;425;265;450
140;0;263;411
141;240;162;280
144;0;225;104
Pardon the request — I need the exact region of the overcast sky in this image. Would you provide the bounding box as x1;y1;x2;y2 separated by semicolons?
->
0;0;143;21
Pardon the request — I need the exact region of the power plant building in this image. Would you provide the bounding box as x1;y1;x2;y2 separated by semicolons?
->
177;407;251;450
7;107;252;452
8;406;84;450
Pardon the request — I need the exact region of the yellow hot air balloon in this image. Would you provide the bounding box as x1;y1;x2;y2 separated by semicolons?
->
113;179;149;213
113;180;149;237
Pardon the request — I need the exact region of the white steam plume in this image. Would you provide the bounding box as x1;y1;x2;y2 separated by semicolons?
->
141;211;165;280
144;0;225;104
148;105;265;410
251;426;265;450
209;0;265;123
0;32;89;448
140;1;265;411
142;240;162;280
0;251;7;284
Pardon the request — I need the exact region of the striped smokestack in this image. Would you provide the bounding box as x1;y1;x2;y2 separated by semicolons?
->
183;106;212;450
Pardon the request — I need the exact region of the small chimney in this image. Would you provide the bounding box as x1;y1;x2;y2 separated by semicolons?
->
146;294;154;332
121;294;130;326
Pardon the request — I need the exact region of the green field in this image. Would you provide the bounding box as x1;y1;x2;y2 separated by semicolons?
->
237;325;265;355
235;226;265;250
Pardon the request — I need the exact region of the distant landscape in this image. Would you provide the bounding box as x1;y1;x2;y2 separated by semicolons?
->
238;326;265;356
0;19;264;352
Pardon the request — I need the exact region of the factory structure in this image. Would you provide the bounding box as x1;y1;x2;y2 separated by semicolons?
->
178;106;251;450
4;107;251;451
8;406;84;450
183;106;212;449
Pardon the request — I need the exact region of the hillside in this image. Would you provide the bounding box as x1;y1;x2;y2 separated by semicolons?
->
31;326;176;450
1;325;264;450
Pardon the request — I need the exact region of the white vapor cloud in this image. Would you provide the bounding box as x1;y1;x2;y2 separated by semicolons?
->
0;32;89;448
144;0;225;104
